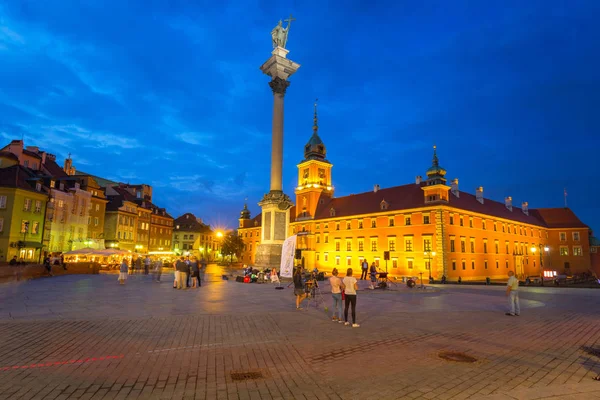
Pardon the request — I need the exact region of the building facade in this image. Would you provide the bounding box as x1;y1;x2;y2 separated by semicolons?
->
238;113;594;280
0;152;49;262
172;213;214;258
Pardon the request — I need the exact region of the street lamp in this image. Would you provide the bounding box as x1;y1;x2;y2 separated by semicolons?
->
424;250;436;281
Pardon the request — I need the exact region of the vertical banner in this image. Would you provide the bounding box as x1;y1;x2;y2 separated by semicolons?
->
279;234;297;278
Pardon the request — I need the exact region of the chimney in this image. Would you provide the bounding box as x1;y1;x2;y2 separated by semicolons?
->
450;178;459;197
476;187;484;204
505;196;513;211
415;176;422;185
522;201;529;216
374;184;380;193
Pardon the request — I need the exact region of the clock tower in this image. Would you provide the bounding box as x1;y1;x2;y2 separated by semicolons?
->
295;100;333;221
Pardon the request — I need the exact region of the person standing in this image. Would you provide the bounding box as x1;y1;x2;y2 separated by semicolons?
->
190;257;200;288
185;256;191;288
144;256;151;275
176;257;188;290
329;268;344;323
342;268;360;327
506;271;520;316
118;259;128;285
369;262;378;289
173;259;179;288
130;257;135;275
135;256;142;274
293;267;307;310
360;259;368;280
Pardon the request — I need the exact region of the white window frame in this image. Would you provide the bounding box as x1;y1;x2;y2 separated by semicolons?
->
572;232;580;241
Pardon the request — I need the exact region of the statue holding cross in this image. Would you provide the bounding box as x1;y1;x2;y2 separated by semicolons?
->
271;14;296;49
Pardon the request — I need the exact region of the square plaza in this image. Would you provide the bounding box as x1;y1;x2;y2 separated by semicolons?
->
0;266;599;400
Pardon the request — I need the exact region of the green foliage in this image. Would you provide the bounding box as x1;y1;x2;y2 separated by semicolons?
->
220;231;245;260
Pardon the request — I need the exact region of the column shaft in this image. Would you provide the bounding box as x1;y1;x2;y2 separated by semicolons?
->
270;92;284;192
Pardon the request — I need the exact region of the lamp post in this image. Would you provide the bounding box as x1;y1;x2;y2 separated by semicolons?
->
424;250;436;282
542;246;550;286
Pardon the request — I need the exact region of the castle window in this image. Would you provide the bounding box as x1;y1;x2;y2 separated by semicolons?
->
471;261;475;270
462;260;466;270
452;260;456;271
460;238;466;253
330;208;336;217
335;240;340;251
389;217;394;227
469;218;473;228
459;216;464;226
358;220;363;229
450;238;455;252
336;222;340;230
405;238;413;252
324;234;329;243
358;239;364;251
371;219;376;228
316;235;320;243
346;222;351;230
380;200;388;210
559;232;566;241
449;214;454;225
484;260;488;269
482;220;486;230
346;240;352;251
423;215;430;224
405;216;411;226
388;239;396;251
371;239;378;252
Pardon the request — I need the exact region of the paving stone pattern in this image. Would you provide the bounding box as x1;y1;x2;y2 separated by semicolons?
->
0;266;599;399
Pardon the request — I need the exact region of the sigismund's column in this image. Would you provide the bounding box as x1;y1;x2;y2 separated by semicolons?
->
255;16;300;269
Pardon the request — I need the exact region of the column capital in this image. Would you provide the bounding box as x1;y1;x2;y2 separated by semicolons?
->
269;77;290;95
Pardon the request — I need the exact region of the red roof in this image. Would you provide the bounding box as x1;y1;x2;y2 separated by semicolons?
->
531;208;588;229
43;159;68;178
0;165;48;193
0;151;19;161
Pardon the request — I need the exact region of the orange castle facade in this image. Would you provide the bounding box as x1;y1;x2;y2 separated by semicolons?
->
238;110;593;281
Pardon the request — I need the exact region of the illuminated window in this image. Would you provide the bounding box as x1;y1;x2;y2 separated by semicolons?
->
560;246;568;256
23;198;32;211
405;238;413;252
346;240;352;251
388;239;396;251
32;221;39;234
20;220;29;233
423;238;432;252
371;239;377;252
573;246;582;256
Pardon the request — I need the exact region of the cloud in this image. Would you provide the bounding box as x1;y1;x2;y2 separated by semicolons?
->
174;131;214;145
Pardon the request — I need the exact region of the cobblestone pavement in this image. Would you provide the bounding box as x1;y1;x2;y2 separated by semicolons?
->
0;266;599;399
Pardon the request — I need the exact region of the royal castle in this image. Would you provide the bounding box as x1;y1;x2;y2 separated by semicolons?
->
237;107;595;281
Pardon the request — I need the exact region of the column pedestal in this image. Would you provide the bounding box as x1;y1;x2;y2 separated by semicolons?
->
255;190;293;269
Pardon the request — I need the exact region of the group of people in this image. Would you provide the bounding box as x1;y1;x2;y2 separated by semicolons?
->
293;266;360;328
174;256;207;289
117;256;207;287
359;259;381;290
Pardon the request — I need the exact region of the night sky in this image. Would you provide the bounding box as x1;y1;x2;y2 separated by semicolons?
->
1;1;599;233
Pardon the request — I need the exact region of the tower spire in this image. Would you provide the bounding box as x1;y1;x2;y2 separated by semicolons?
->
432;144;439;167
313;98;319;134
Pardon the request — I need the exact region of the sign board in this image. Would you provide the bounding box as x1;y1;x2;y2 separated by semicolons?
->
279;234;297;278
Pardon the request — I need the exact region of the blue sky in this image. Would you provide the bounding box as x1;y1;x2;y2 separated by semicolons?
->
1;1;599;233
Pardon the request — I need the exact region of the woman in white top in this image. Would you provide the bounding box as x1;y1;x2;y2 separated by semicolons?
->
342;268;360;327
329;268;344;323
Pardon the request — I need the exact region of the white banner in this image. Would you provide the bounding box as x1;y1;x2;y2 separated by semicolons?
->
279;234;297;278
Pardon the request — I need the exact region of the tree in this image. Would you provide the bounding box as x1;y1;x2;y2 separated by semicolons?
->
220;231;245;263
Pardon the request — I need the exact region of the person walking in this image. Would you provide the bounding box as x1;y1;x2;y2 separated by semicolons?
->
360;259;368;280
130;257;135;275
342;268;359;327
369;262;378;289
173;259;179;288
190;257;200;288
144;256;151;275
118;259;128;285
176;257;188;290
293;267;307;310
506;270;520;316
154;259;163;282
329;268;344;323
199;257;207;286
43;256;53;277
